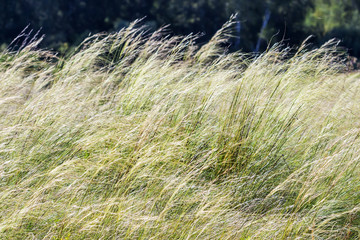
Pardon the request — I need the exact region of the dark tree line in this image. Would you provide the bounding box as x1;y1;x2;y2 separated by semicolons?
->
1;0;359;56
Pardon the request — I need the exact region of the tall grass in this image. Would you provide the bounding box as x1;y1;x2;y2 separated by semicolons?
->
0;19;359;239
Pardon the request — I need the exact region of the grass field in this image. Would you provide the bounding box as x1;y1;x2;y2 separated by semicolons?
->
0;20;359;239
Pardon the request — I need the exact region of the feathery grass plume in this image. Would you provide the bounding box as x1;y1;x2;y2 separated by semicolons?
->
0;19;359;239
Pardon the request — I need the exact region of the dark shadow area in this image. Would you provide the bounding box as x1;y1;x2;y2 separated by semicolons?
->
1;0;360;58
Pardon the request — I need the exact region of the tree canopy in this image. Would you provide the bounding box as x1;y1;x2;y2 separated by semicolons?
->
1;0;359;56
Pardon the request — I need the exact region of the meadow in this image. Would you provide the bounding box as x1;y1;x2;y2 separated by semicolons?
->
0;20;359;239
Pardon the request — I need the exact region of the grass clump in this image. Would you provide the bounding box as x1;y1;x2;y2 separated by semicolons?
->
0;19;359;239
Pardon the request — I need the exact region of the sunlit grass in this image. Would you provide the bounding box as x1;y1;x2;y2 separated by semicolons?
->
0;19;359;239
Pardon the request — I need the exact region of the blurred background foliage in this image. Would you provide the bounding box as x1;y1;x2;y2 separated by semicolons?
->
1;0;360;56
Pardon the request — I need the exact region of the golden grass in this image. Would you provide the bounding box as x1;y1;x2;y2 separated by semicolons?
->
0;19;359;239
